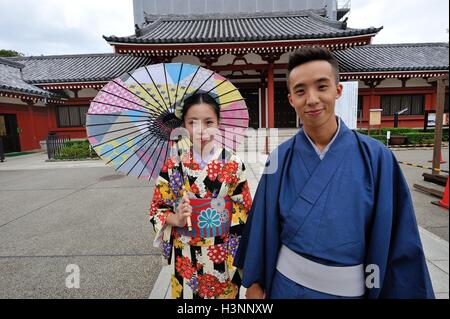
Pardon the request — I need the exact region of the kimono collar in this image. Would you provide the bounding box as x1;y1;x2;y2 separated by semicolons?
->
304;117;341;160
192;144;221;169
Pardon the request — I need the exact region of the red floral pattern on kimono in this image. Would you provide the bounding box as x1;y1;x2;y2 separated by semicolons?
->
149;146;251;299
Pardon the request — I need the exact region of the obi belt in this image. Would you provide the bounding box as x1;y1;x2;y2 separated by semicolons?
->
174;196;233;238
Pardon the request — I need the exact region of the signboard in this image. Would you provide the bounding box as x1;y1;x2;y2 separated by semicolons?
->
427;112;436;127
424;110;450;131
369;109;383;126
335;81;358;130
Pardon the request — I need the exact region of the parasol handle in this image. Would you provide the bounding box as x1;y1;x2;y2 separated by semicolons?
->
182;190;193;232
177;142;192;231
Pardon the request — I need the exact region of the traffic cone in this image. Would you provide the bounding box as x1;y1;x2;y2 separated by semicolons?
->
433;177;449;209
428;151;446;164
440;151;446;164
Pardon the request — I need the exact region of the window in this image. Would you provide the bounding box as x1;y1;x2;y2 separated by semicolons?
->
57;106;89;127
380;94;424;116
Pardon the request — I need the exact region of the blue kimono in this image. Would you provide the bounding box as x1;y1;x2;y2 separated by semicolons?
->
234;120;434;299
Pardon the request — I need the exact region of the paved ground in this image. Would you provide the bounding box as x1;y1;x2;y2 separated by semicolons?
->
0;153;162;298
392;148;449;241
0;146;448;299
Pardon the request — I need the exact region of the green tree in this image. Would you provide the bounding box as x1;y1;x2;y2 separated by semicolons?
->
0;49;24;57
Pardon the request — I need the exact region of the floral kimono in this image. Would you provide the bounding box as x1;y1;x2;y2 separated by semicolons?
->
149;146;252;299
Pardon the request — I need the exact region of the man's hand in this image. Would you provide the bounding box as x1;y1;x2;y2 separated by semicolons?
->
245;283;266;299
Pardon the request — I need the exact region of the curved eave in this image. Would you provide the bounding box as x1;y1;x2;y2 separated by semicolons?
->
340;69;449;80
104;29;382;46
0;84;55;98
28;78;115;85
107;33;381;57
0;88;66;103
35;81;109;90
103;27;383;45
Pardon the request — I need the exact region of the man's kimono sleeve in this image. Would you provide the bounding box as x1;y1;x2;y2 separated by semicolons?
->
365;145;435;299
233;159;282;294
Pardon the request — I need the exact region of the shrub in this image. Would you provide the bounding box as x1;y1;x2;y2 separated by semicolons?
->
357;128;449;144
54;140;98;160
403;133;435;145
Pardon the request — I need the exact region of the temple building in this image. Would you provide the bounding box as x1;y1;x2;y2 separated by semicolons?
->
0;0;448;152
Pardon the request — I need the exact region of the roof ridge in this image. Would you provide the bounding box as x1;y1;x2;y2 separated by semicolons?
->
143;9;327;22
9;53;124;60
347;43;449;50
364;42;449;48
306;11;344;29
0;57;25;68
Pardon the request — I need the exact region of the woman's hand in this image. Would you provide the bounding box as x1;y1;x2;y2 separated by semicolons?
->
172;192;192;227
245;283;266;299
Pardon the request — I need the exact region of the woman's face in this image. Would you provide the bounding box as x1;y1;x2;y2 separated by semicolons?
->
183;103;220;148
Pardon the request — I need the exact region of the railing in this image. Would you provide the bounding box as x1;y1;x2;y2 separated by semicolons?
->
46;134;71;159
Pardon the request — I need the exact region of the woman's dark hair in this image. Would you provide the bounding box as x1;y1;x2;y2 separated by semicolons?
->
181;93;221;122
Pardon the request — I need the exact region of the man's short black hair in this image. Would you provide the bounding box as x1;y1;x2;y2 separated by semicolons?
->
287;46;340;88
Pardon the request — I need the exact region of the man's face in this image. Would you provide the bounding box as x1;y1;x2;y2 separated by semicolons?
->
288;60;343;131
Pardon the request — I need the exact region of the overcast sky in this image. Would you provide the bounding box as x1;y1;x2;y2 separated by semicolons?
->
0;0;448;56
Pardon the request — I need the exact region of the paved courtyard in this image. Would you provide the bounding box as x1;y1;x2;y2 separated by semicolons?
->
0;154;161;298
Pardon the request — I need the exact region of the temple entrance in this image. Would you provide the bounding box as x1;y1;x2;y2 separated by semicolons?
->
238;88;260;129
0;114;21;153
274;86;297;128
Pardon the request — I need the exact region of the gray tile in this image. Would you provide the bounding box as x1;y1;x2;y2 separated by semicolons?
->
427;262;449;294
432;261;449;274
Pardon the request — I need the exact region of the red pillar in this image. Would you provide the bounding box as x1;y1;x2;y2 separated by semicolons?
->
27;105;38;149
267;63;275;128
260;82;266;128
369;88;376;110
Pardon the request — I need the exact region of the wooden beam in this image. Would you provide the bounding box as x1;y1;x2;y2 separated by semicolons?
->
267;63;275;128
211;63;287;72
423;172;448;186
260;77;266;129
429;75;448;175
428;75;450;84
413;183;444;198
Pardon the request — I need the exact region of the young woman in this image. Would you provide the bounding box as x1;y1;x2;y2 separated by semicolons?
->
149;93;252;299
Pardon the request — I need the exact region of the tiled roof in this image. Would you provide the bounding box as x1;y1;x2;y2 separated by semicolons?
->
7;53;152;84
335;43;449;73
104;10;382;44
2;43;447;88
0;57;56;98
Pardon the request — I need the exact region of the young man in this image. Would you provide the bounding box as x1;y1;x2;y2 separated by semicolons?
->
234;47;434;299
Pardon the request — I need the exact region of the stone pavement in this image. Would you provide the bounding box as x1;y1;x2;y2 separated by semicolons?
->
0;152;160;298
0;152;105;171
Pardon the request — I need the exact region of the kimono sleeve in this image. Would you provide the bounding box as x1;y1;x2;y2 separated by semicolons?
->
233;155;282;294
365;147;435;299
149;167;177;260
